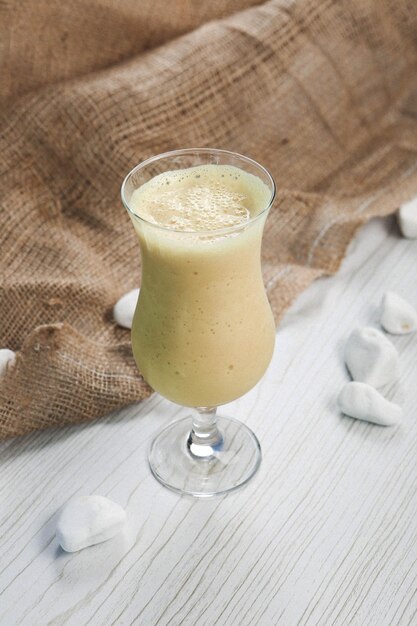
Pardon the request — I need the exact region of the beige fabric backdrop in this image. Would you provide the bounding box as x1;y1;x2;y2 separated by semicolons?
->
1;0;417;439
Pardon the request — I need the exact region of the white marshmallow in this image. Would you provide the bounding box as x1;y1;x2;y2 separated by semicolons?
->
0;349;16;378
338;381;402;426
381;291;417;335
113;288;140;329
344;327;399;387
398;197;417;239
56;495;127;552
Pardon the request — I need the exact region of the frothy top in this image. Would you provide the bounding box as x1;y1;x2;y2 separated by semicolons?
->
130;164;271;232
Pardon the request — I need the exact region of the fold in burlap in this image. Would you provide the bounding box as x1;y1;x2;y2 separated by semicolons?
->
1;0;417;439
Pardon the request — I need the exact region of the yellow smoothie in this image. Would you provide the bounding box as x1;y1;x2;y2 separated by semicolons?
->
129;163;275;407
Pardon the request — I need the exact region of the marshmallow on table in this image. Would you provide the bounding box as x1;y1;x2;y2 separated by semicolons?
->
344;327;399;387
338;381;402;426
0;349;16;378
381;291;417;335
113;288;140;329
56;495;127;552
398;197;417;239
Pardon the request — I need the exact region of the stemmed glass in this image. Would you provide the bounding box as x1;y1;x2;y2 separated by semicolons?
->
121;148;276;497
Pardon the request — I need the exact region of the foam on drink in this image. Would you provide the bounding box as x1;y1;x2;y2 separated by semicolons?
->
130;164;270;232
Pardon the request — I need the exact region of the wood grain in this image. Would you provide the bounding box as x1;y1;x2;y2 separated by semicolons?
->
0;216;416;626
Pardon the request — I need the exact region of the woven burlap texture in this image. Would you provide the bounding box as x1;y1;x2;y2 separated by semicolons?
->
1;0;417;439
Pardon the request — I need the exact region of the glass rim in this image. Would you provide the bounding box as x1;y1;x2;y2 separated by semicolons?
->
120;148;276;236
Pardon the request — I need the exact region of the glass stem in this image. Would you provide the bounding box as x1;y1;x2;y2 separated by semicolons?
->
187;407;223;458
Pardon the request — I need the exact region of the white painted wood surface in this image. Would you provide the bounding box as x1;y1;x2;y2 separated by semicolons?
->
1;216;416;626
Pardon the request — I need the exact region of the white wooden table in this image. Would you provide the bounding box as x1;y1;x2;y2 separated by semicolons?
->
1;216;416;626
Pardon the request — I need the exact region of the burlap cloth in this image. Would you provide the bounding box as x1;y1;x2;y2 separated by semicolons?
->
1;0;417;439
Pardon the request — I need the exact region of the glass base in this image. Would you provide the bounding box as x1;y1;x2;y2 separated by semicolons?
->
148;415;261;498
